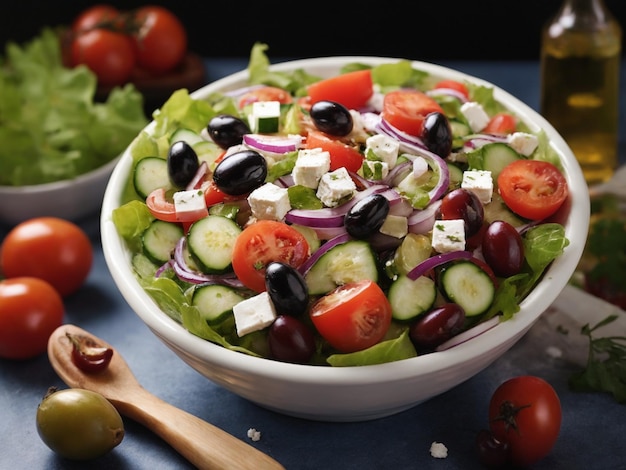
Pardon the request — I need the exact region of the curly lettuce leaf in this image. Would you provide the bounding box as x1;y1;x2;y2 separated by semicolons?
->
0;28;147;186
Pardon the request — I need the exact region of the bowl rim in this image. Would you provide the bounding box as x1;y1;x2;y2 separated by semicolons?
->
0;154;121;194
101;56;590;384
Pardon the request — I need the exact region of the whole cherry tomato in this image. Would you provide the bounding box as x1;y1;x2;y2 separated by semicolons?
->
1;217;93;297
0;277;64;360
488;376;561;467
71;28;136;87
132;6;187;74
71;4;120;33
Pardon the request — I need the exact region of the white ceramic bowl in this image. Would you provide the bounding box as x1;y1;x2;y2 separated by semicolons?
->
0;156;119;226
101;57;590;422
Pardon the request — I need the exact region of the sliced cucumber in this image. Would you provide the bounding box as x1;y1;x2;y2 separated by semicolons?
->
468;142;522;183
305;240;379;295
134;156;171;198
439;260;495;317
191;284;244;325
388;275;437;322
142;219;184;265
170;128;206;146
446;161;464;189
194;141;223;168
187;215;242;273
483;192;526;228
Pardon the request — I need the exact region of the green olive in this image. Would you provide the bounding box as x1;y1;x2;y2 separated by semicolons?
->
36;387;125;460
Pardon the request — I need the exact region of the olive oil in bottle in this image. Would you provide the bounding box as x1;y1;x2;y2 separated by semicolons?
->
540;0;622;185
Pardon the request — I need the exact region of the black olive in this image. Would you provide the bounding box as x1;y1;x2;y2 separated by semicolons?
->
265;261;309;317
310;100;353;136
212;150;267;195
167;141;200;188
344;193;390;239
422;112;453;158
207;114;251;149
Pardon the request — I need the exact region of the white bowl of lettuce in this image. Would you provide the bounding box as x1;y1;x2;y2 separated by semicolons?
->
101;45;589;421
0;28;147;226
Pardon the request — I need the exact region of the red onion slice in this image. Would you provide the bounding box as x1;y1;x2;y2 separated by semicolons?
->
186;161;209;191
243;133;303;154
426;88;469;103
285;184;388;228
407;250;474;281
298;233;351;276
377;117;428;150
407;199;442;234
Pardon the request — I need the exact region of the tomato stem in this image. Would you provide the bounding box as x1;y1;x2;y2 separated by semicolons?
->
491;400;531;433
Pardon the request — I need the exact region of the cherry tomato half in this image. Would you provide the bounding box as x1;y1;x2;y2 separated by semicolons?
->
433;79;470;99
310;280;392;353
304;130;364;173
307;69;374;110
497;159;569;220
238;86;293;109
1;217;93;297
381;89;444;136
488;375;562;467
232;220;310;292
484;112;517;134
0;277;64;360
132;6;188;74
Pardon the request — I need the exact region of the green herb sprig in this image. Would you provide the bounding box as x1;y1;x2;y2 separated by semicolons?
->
569;314;626;403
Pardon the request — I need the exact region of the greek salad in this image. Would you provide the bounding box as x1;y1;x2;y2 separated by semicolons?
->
112;43;570;366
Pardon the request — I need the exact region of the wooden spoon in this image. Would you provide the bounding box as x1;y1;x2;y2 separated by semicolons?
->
47;324;285;470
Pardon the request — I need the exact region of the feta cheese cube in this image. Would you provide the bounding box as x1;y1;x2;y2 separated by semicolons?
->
248;101;281;133
316;167;357;207
361;160;389;180
248;182;291;221
461;169;493;204
173;189;208;221
292;148;331;188
432;219;466;253
507;132;539;156
233;291;277;336
379;214;408;238
365;134;400;169
460;102;490;132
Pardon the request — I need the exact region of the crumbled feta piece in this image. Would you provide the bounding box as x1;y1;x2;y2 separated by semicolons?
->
461;169;493;204
173;189;208;220
248;101;280;133
316;167;357;207
507;132;539;156
347;110;370;143
223;144;248;158
460;101;490;132
247;182;291;221
247;428;261;441
379;214;408;238
362;160;389;180
367;91;384;112
233;292;277;336
365;134;400;169
432;219;466;253
292;148;331;188
546;345;563;358
430;441;448;459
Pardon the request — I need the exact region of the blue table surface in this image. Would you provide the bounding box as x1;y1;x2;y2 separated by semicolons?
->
2;58;626;470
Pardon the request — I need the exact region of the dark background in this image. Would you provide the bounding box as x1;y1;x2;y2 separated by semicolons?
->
1;0;626;61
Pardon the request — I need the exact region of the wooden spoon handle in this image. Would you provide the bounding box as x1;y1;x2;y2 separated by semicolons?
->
114;386;284;470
